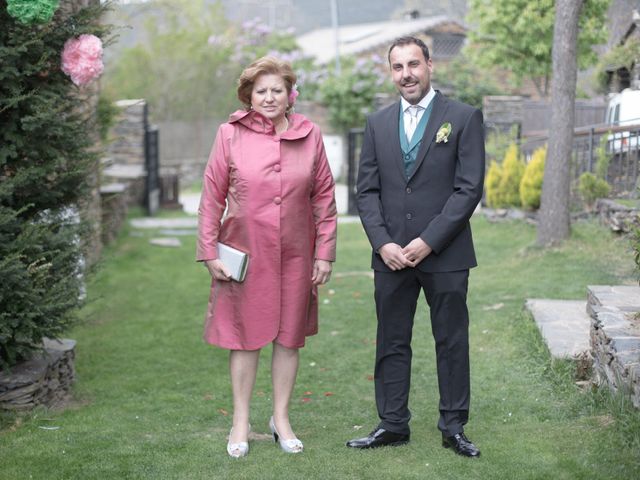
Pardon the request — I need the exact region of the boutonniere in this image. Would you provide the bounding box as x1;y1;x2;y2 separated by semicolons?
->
436;122;452;143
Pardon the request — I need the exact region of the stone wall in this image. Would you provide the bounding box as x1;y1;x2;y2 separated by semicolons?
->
588;285;640;408
103;99;148;205
595;198;640;234
0;339;76;411
106;99;147;166
483;96;525;135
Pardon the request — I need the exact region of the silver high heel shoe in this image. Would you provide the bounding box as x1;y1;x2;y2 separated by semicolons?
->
226;424;250;458
269;416;303;453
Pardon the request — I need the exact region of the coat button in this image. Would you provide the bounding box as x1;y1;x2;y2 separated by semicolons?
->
274;164;281;172
406;187;412;194
406;213;412;220
274;196;282;205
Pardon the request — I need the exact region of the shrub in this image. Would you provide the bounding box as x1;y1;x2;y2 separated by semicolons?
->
0;2;109;368
578;172;610;210
519;145;546;209
498;143;525;207
594;133;611;181
485;161;504;208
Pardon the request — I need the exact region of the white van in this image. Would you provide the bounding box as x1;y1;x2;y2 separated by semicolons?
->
605;88;640;153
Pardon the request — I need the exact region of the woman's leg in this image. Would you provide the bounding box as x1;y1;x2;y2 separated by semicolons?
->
228;349;260;444
271;342;300;439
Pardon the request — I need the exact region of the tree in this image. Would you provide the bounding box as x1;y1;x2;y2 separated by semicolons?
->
316;55;394;132
536;0;584;246
432;53;502;109
0;1;109;367
105;1;305;122
466;0;608;97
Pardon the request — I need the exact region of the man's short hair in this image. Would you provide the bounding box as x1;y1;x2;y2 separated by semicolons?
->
388;36;430;64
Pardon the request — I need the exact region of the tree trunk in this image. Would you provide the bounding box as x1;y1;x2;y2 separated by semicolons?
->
536;0;583;246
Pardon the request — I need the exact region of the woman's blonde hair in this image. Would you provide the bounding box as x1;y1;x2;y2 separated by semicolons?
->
237;56;297;111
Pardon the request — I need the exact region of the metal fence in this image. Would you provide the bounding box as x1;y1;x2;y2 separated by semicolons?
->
346;122;640;212
521;123;640;197
144;103;160;215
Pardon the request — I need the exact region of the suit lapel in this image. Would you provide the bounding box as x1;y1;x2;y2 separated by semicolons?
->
408;92;448;181
384;101;406;180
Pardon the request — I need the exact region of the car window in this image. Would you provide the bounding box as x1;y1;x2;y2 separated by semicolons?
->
613;104;620;124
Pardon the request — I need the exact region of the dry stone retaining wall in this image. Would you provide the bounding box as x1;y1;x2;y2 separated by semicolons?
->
0;339;76;411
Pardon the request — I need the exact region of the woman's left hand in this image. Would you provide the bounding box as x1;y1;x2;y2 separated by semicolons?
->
312;259;332;285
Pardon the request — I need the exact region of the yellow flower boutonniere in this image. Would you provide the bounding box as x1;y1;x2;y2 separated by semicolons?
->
436;122;452;144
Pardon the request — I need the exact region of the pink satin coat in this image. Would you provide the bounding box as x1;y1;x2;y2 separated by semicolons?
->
197;110;337;350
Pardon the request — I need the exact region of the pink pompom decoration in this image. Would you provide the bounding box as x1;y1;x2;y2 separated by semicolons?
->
288;85;299;105
61;34;104;86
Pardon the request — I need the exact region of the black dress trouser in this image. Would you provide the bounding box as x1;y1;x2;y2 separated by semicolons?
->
373;268;470;437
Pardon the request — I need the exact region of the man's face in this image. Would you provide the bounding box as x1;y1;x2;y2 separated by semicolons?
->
389;43;432;105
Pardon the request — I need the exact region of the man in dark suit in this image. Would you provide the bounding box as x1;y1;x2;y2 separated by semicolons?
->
346;36;484;458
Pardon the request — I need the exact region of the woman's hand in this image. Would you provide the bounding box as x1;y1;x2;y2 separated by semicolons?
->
312;259;332;285
205;259;232;281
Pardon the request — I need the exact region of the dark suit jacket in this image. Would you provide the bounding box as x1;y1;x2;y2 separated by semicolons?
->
356;91;485;273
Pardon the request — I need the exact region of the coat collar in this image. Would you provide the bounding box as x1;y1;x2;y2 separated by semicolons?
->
228;109;314;140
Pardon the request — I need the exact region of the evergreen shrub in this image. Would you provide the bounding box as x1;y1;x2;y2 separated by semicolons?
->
519;145;546;210
497;143;525;207
485;161;503;208
0;1;108;368
578;134;611;210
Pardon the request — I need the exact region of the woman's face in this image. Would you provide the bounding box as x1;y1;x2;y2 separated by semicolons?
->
251;73;288;124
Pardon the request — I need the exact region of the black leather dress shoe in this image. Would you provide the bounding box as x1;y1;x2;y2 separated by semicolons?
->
346;428;410;449
442;433;480;457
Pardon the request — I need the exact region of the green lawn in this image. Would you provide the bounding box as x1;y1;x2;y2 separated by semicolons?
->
1;215;639;479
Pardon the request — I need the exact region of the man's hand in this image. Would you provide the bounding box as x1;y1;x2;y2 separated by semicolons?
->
205;259;232;281
379;243;412;270
401;238;432;267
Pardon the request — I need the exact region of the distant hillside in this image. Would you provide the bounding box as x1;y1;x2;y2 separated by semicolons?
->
104;0;468;61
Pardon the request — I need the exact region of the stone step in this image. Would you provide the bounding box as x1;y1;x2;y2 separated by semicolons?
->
525;299;591;360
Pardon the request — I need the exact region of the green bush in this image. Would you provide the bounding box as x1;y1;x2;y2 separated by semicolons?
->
578;172;610;209
485;161;504;208
577;134;612;211
519;145;546;210
594;133;611;180
497;143;525;207
0;2;109;368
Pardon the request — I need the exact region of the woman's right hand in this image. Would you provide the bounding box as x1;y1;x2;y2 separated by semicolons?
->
205;259;232;281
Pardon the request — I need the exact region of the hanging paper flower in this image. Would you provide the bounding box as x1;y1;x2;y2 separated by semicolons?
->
7;0;59;25
288;84;299;105
61;34;104;86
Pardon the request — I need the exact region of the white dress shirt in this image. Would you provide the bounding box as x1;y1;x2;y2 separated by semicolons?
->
401;87;436;141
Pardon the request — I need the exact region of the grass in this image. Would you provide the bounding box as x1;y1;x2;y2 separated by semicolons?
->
1;214;640;479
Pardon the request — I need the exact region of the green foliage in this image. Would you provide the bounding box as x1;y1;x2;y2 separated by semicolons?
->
519;145;546;210
578;134;612;210
634;223;640;285
594;37;640;93
578;172;610;208
485;160;503;207
432;53;502;109
105;0;234;121
594;133;611;180
0;1;109;368
498;143;526;206
485;124;519;164
96;92;119;143
105;1;307;122
466;0;609;97
316;55;394;133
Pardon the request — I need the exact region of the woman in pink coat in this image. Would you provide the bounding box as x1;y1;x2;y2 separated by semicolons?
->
197;56;337;458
